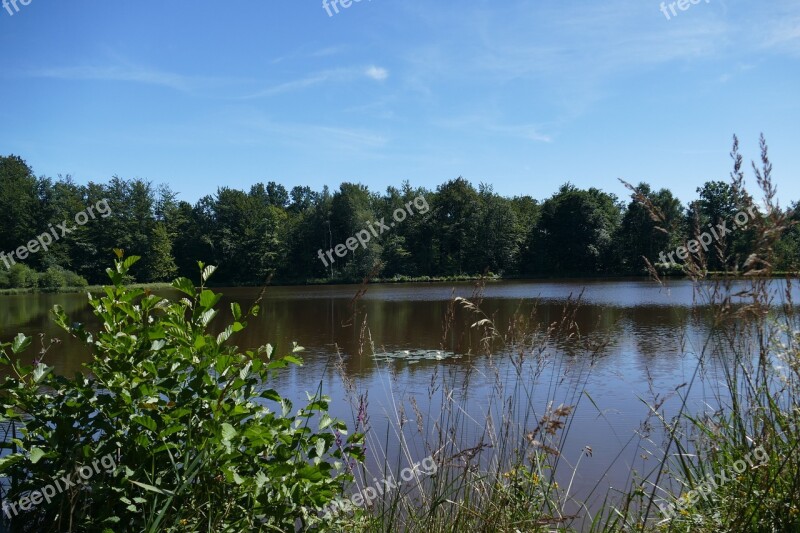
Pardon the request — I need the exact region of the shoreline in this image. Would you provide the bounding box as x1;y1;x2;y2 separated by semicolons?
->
2;271;797;295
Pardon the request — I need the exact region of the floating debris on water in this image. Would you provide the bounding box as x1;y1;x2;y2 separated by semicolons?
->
372;349;462;363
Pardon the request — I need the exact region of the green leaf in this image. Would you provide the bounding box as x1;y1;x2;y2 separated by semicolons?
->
121;255;141;271
199;290;222;309
221;423;236;442
315;438;326;458
231;302;242;321
215;354;235;375
0;454;24;471
29;447;46;464
260;389;282;402
32;363;52;384
199;309;217;327
11;333;31;354
216;326;233;344
132;415;157;432
194;335;207;349
283;355;304;366
319;414;334;431
201;265;217;282
171;277;196;297
298;465;324;482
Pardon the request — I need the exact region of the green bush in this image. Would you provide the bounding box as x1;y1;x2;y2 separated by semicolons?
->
37;267;67;290
7;263;37;289
38;266;88;289
0;256;363;532
62;269;88;287
0;268;9;288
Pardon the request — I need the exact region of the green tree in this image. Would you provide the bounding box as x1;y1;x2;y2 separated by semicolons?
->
329;183;381;279
527;184;621;275
689;180;754;271
0;156;39;262
615;183;685;273
473;184;525;275
431;178;480;275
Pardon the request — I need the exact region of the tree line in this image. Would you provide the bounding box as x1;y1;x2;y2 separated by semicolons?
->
1;150;798;288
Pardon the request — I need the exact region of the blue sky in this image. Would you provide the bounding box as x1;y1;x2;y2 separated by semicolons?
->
1;0;799;205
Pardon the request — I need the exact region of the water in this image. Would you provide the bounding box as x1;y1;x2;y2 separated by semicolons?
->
2;279;798;520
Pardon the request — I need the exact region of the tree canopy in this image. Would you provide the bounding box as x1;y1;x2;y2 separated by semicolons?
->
0;153;797;287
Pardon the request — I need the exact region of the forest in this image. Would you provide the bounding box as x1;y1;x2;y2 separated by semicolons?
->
1;153;798;288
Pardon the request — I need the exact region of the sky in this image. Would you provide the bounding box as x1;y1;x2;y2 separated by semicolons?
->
1;0;799;206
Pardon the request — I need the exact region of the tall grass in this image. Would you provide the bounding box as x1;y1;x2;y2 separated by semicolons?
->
322;136;799;533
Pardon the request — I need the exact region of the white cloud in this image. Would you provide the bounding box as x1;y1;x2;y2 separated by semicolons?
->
365;66;389;81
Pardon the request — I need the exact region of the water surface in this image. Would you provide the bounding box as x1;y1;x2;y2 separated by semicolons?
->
2;279;797;521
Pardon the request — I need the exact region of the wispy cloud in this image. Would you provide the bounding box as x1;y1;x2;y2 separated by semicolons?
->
719;63;756;83
240;69;353;99
394;1;737;126
432;114;552;143
365;65;389;81
311;45;349;57
27;65;231;93
240;65;389;99
488;124;552;143
230;112;389;153
762;18;800;55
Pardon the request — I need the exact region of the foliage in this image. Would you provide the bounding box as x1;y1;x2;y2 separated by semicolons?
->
0;256;363;532
527;184;621;275
0;137;796;285
5;264;38;289
0;265;86;290
36;266;66;290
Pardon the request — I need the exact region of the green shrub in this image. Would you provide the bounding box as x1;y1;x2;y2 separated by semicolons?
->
0;256;363;532
62;269;88;287
7;263;37;288
0;268;9;288
37;267;67;290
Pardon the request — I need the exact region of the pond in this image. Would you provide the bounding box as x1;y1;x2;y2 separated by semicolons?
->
2;278;797;520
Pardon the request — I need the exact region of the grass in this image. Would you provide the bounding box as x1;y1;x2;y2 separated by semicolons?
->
317;137;800;532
